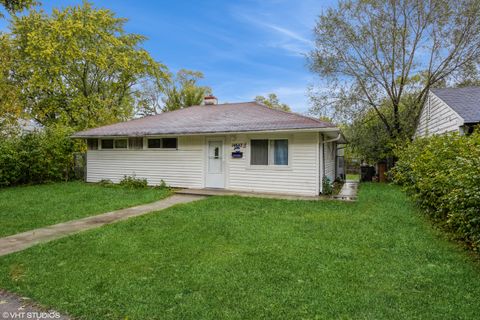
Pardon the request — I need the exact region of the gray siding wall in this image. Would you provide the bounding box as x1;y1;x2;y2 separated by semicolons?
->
416;92;464;137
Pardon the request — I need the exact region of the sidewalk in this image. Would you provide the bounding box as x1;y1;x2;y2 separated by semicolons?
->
333;180;359;201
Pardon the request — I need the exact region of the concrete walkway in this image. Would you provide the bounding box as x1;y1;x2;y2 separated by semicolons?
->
0;194;204;257
333;180;359;201
176;188;326;201
0;290;70;320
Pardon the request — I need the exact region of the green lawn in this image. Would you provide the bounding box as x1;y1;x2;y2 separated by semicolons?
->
346;173;360;181
0;181;171;237
0;184;479;319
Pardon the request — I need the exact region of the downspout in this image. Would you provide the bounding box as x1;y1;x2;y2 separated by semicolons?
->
321;134;325;192
321;132;342;188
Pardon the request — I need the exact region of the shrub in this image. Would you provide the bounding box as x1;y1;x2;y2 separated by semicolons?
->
119;175;148;188
0;126;78;187
392;132;480;250
156;179;168;190
322;176;333;195
97;179;114;187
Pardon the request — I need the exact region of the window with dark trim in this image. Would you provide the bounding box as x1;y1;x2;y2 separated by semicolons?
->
147;138;178;149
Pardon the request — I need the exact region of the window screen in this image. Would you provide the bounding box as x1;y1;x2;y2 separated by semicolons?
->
148;139;161;148
129;138;143;150
251;140;268;165
101;139;114;149
114;139;127;149
273;139;288;165
162;138;177;149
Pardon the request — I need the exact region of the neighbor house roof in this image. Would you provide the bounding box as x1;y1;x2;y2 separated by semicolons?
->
72;102;337;138
431;87;480;123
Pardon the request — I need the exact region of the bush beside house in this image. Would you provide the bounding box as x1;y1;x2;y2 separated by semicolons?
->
392;132;480;250
0;126;79;186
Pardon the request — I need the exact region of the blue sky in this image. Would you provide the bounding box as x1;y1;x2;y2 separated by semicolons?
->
0;0;337;113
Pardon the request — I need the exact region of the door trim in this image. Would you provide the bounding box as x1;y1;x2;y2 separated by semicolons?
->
205;137;225;188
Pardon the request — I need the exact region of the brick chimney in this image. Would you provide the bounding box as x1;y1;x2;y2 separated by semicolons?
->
204;95;218;105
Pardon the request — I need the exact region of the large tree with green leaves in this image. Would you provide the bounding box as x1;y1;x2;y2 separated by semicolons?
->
255;93;291;112
309;0;480;140
135;69;211;115
6;1;168;130
0;0;35;17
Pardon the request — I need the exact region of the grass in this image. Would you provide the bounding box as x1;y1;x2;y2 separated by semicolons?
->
346;173;360;181
0;184;479;319
0;181;171;237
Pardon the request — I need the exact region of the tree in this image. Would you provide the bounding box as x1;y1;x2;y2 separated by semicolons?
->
309;0;480;140
0;0;35;17
136;69;211;115
0;33;22;132
344;94;421;162
163;69;211;112
255;93;291;112
7;1;168;130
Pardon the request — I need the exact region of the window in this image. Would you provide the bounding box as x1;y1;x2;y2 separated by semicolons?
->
147;138;178;149
114;139;127;149
251;139;288;166
101;139;129;150
273;139;288;165
148;138;161;148
87;139;98;150
250;140;269;165
162;138;177;149
101;139;114;149
129;138;143;150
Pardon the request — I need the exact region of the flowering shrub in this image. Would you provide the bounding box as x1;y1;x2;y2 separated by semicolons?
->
392;132;480;250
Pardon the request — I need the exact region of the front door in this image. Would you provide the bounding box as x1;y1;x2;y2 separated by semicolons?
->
206;140;225;188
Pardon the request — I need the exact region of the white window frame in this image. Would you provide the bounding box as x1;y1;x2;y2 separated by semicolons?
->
248;137;291;168
145;137;178;150
99;138;128;150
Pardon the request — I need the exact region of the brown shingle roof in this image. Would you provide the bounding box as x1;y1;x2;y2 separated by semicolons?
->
72;102;337;137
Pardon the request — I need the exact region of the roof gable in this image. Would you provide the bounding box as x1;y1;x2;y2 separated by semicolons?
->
73;102;336;137
430;87;480;123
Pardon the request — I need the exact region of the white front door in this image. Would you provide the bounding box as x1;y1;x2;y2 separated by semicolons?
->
206;140;225;188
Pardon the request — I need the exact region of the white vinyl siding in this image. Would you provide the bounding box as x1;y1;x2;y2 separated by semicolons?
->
227;132;318;196
86;132;334;196
323;141;336;183
86;136;204;188
415;91;464;138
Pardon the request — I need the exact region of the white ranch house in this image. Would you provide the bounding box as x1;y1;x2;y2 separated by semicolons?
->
73;98;346;196
416;87;480;137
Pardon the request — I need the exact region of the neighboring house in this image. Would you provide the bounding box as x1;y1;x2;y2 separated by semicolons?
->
416;87;480;138
73;99;346;196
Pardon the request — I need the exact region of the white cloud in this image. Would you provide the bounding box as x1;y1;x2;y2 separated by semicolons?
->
260;22;313;45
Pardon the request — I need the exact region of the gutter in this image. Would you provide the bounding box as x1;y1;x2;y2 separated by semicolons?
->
71;127;342;139
322;132;342;144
